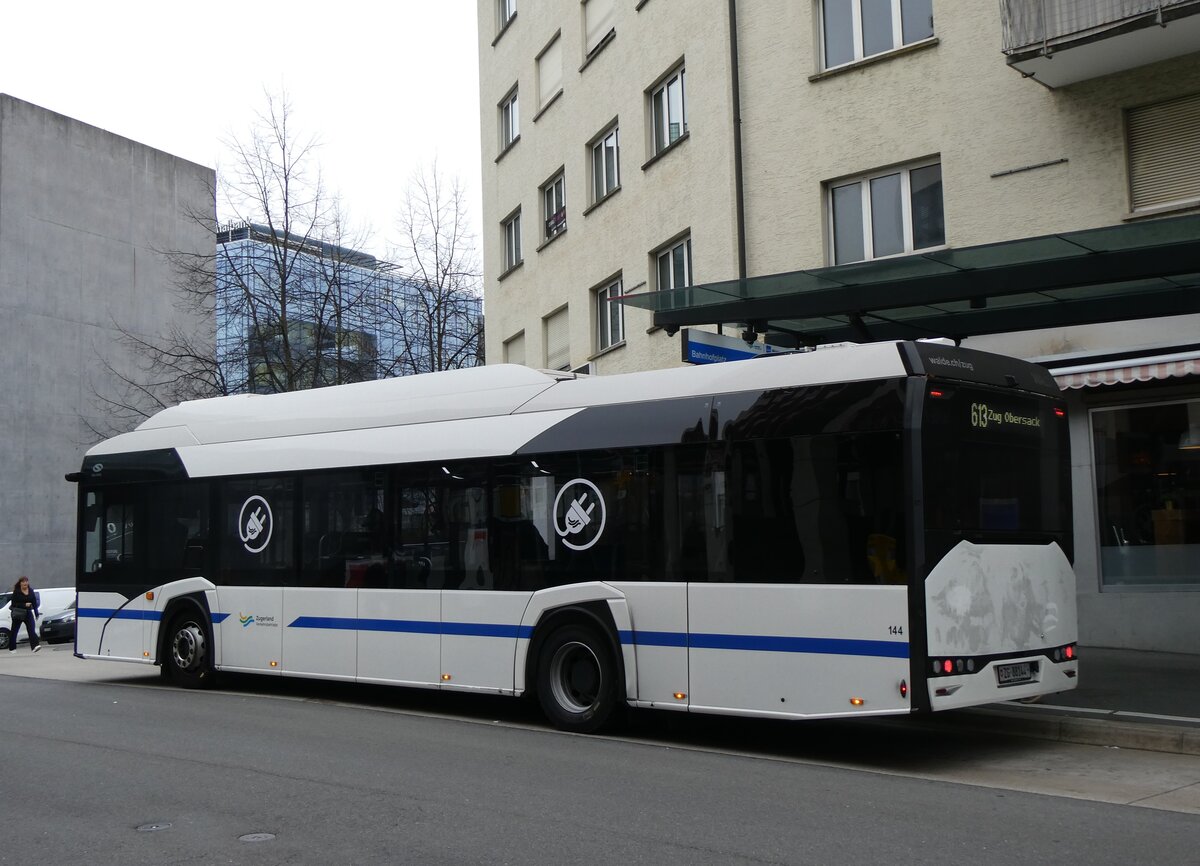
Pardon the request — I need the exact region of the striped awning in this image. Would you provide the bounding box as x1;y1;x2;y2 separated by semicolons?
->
1050;350;1200;389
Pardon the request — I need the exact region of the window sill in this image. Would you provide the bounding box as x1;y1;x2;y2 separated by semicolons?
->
583;186;621;217
532;89;564;124
497;260;524;282
641;131;690;172
809;37;939;82
579;28;616;73
491;12;517;47
1123;198;1200;221
589;340;626;361
536;226;567;253
495;135;520;164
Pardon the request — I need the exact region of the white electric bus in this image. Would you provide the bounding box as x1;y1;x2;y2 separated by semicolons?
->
70;341;1077;732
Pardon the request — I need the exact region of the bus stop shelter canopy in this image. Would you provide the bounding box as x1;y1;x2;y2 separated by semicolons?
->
619;214;1200;347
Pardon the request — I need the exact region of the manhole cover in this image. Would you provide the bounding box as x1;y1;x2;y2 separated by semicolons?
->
136;823;172;833
239;833;276;843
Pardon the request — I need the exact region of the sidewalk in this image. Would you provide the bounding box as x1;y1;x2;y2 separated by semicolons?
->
944;646;1200;756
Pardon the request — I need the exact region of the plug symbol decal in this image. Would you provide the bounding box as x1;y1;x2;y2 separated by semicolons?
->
238;495;274;554
553;480;606;551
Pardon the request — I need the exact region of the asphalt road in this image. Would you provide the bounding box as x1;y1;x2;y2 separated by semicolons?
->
2;647;1199;865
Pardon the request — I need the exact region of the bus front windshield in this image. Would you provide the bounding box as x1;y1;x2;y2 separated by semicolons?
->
922;384;1071;562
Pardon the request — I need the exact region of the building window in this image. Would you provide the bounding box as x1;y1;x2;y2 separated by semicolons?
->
503;210;522;272
1092;399;1200;588
595;278;625;351
656;236;692;291
591;125;620;203
542;172;566;240
500;88;519;152
504;331;526;366
497;0;516;32
829;161;943;264
584;0;615;56
537;32;563;112
544;307;570;371
650;66;687;155
1127;92;1200;213
821;0;934;69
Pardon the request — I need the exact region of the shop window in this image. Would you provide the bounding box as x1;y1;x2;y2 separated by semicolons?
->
1092;399;1200;588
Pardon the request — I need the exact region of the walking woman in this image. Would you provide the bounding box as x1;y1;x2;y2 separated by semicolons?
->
9;576;40;652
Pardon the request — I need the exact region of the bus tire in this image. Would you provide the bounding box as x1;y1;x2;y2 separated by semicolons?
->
164;611;214;689
535;622;617;733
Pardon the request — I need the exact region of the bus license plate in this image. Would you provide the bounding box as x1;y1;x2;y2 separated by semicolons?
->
996;661;1034;686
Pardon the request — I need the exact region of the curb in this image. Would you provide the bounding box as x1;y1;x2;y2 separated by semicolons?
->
934;707;1200;757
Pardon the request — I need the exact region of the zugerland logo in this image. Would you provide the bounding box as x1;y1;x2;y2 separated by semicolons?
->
238;613;278;628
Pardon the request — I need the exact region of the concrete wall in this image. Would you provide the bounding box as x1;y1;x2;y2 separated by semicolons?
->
0;94;215;586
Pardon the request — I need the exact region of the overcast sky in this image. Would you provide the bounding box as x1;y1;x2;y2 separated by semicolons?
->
0;0;482;259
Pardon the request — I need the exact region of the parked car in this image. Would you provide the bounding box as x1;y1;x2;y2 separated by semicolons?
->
39;600;77;645
1;586;74;649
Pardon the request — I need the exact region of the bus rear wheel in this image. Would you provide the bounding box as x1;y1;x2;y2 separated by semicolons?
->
536;623;618;733
164;613;213;689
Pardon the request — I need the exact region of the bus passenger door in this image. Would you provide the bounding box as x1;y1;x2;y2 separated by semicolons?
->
78;488;151;661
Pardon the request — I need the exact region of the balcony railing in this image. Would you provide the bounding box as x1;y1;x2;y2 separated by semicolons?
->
1001;0;1200;87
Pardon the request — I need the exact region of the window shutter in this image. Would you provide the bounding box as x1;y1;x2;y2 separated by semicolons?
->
544;308;570;370
1128;93;1200;211
538;35;562;107
585;0;615;54
504;332;525;366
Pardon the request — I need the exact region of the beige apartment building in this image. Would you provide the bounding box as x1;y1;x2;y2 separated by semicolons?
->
476;1;1200;652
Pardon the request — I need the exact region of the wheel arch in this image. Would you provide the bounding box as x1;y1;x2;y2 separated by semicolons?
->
156;593;214;669
522;601;628;704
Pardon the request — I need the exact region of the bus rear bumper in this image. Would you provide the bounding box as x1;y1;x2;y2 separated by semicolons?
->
928;657;1078;712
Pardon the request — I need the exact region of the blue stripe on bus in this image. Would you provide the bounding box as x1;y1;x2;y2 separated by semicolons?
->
689;633;909;659
619;629;907;659
79;609;231;624
617;630;689;648
78;608;162;622
288;617;535;640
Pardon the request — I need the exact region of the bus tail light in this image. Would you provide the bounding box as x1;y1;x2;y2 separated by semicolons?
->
1051;643;1077;662
899;679;908;698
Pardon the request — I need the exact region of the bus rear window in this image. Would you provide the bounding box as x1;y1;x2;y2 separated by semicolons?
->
922;386;1070;545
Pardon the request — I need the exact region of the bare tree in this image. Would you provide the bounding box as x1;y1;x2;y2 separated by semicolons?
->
383;163;484;375
89;97;483;440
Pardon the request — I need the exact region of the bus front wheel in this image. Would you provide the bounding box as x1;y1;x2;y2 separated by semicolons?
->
164;613;213;689
536;623;618;733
